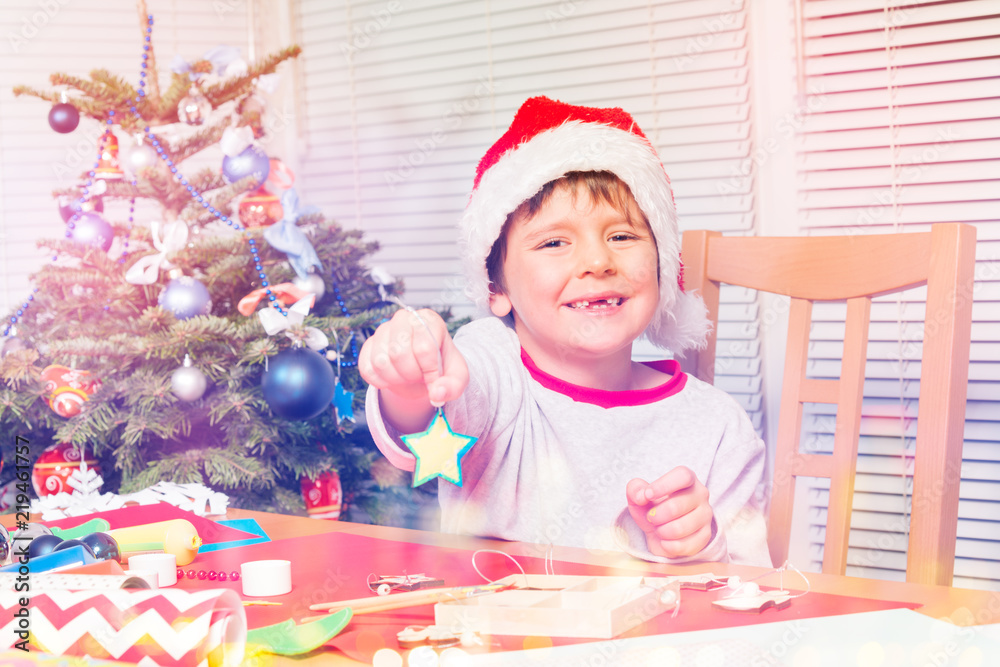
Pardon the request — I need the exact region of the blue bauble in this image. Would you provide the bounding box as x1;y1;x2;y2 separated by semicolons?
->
158;277;213;320
28;533;64;559
79;532;121;562
262;347;336;420
71;212;114;251
0;524;9;563
222;145;270;189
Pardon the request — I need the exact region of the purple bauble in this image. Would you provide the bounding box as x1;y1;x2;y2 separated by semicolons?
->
158;277;213;320
262;347;336;420
48;102;80;133
222;145;270;189
59;195;104;222
71;212;114;251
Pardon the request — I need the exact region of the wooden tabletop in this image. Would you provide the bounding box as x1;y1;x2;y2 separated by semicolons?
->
230;509;1000;666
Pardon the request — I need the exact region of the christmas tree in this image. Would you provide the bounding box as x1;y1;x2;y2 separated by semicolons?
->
0;4;434;523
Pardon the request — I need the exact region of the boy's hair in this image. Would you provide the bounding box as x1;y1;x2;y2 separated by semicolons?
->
486;171;652;295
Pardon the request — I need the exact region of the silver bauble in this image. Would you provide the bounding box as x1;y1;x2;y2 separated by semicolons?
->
178;87;211;126
294;273;326;300
125;142;159;175
12;523;52;543
171;354;208;401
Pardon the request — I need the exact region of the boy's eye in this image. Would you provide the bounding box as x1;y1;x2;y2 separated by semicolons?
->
610;233;637;242
539;239;565;248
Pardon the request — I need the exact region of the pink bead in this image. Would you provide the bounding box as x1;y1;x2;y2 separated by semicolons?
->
186;569;196;579
218;571;228;581
176;568;184;580
230;571;240;581
208;570;218;581
197;570;208;580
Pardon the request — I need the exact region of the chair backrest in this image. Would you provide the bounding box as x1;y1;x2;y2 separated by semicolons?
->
680;224;977;586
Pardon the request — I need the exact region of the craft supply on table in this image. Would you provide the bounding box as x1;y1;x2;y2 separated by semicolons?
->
245;608;353;656
127;552;177;586
241;559;292;596
433;574;681;639
309;582;513;615
0;572;149;591
0;544;96;574
49;517;112;540
369;572;445;594
107;518;202;565
0;588;246;667
710;560;810;614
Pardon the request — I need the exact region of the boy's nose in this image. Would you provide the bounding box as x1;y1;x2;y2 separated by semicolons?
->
576;239;616;276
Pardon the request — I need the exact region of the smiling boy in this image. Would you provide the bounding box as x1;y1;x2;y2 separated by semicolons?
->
360;97;771;566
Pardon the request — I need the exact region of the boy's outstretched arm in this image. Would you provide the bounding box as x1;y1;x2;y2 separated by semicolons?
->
359;308;469;434
626;467;715;559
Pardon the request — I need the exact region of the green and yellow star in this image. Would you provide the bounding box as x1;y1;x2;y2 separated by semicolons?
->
400;409;477;487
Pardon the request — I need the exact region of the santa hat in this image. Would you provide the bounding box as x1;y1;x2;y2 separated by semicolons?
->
459;96;710;354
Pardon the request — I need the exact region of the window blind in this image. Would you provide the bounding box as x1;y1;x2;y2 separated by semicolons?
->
295;0;765;429
794;0;1000;589
0;0;250;318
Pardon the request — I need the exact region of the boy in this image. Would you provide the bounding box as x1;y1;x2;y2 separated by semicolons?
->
360;97;770;566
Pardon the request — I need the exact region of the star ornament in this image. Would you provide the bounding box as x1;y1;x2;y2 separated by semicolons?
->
332;381;355;423
400;409;477;487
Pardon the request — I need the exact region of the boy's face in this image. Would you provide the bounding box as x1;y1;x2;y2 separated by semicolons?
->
489;181;659;364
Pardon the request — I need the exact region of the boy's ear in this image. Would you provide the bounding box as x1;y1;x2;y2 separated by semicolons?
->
489;291;512;317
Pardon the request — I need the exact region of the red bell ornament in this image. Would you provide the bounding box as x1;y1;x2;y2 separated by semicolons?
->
41;364;101;418
94;131;124;181
32;442;100;497
301;470;344;520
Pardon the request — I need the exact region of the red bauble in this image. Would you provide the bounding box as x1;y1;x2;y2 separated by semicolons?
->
41;365;101;418
238;187;282;227
32;442;100;497
301;470;344;520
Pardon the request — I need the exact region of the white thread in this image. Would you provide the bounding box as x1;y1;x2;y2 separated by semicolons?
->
470;549;528;588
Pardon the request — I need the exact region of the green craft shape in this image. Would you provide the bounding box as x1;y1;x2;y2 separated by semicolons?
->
50;518;111;540
247;608;353;655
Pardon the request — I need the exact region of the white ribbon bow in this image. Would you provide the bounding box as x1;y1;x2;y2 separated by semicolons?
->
257;297;329;351
124;220;190;285
220;126;256;157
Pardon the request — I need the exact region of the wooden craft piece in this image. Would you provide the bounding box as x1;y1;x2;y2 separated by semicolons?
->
433;574;680;639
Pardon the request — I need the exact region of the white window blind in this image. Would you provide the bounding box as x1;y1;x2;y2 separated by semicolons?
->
0;0;250;317
295;0;765;429
794;0;1000;589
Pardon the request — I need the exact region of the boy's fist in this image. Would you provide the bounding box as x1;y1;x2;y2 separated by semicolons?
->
359;308;469;407
626;466;714;559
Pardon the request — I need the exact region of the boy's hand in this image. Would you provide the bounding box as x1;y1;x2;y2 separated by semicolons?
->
359;309;469;431
626;467;714;559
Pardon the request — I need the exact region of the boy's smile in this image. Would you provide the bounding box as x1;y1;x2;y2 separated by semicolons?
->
489;182;660;390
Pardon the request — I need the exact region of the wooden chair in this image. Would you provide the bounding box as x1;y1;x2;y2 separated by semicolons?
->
680;224;976;586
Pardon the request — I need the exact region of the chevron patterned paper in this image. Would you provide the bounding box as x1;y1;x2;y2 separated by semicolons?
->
0;588;245;667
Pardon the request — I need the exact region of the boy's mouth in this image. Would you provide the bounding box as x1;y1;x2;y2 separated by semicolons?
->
566;297;625;310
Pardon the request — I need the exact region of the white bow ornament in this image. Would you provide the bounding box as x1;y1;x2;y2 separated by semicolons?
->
124;220;190;285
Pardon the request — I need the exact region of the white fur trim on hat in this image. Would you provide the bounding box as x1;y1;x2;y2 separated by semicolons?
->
460;120;710;354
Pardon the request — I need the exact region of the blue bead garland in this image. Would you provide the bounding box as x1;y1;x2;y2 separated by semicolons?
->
329;279;358;367
125;14;285;315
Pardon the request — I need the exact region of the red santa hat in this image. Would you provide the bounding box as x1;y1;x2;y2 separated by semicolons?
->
460;96;710;353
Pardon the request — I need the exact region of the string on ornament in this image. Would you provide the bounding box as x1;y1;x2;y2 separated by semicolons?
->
127;13;287;317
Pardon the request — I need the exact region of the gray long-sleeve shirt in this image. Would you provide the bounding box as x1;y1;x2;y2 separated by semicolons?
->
366;316;772;567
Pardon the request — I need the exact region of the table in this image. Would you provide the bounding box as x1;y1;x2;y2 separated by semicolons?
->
4;509;997;666
229;509;1000;666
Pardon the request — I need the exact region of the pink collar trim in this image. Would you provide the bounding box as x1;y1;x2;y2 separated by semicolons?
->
520;349;687;408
